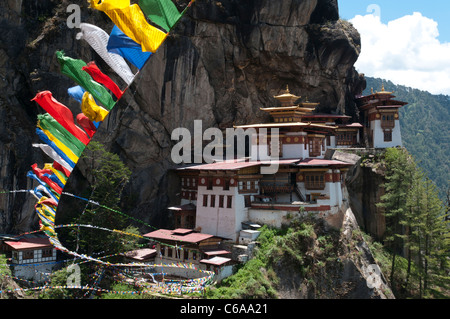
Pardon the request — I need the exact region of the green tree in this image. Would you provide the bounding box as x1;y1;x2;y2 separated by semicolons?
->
377;147;415;292
68;141;138;257
378;147;449;298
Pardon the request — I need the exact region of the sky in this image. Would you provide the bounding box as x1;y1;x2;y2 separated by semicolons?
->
338;0;450;95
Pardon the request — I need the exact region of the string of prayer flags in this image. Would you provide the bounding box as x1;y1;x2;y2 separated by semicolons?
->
31;91;90;145
76;23;135;85
89;1;168;53
81;92;110;123
56;51;116;110
107;25;151;70
82;62;125;99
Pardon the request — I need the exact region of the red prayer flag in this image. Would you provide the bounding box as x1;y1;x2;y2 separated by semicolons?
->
82;62;124;99
32;91;91;145
76;113;97;138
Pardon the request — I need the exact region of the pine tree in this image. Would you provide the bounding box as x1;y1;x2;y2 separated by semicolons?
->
378;147;414;292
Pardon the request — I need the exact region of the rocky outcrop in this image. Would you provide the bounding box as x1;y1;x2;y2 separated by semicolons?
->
0;0;366;233
327;149;387;241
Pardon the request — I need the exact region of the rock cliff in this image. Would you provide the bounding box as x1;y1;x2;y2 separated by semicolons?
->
0;1;367;233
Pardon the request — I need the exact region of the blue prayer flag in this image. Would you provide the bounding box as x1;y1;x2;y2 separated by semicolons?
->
107;25;152;70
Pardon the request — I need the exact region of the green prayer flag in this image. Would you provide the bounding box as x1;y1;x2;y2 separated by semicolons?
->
38;113;86;157
138;0;182;32
56;51;116;110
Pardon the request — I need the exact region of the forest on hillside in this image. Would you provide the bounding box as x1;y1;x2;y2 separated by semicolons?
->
364;77;450;199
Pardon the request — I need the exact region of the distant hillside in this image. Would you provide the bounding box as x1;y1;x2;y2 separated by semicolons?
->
364;77;449;199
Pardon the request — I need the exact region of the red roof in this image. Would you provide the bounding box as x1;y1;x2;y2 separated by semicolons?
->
297;158;353;167
143;229;215;244
200;256;232;266
4;238;53;250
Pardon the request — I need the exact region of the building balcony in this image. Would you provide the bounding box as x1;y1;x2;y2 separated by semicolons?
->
260;183;294;194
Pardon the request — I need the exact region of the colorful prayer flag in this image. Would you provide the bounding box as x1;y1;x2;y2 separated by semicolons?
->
82;62;124;99
107;25;151;69
37;113;86;157
81;92;109;123
56;51;116;110
138;0;183;33
90;3;168;53
76;23;135;85
76;113;97;138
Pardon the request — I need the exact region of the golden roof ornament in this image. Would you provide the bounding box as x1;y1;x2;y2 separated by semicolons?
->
273;85;301;107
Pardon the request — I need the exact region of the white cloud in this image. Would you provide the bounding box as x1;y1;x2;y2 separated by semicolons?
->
350;12;450;95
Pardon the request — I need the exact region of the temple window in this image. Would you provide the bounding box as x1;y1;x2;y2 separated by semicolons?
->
23;251;34;260
227;195;233;208
308;138;322;157
381;113;395;129
305;174;325;190
384;130;392;142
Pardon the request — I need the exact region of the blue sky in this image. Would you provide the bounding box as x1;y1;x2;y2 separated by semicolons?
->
338;1;450;95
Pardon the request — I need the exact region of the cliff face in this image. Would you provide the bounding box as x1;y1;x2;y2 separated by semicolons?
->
0;0;366;232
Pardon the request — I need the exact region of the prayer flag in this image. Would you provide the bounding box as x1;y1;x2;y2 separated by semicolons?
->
35;129;76;169
81;92;109;122
76;23;135;85
90;3;168;53
31;164;63;194
32;143;74;172
76;113;97;138
32;91;90;145
52;161;72;179
56;51;116;110
68;86;85;104
138;0;183;33
82;62;124;99
88;0;130;11
107;25;151;69
37;113;86;157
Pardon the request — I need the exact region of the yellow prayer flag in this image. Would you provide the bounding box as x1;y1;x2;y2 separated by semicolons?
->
89;0;130;11
81;92;109;122
91;4;168;53
38;125;80;164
